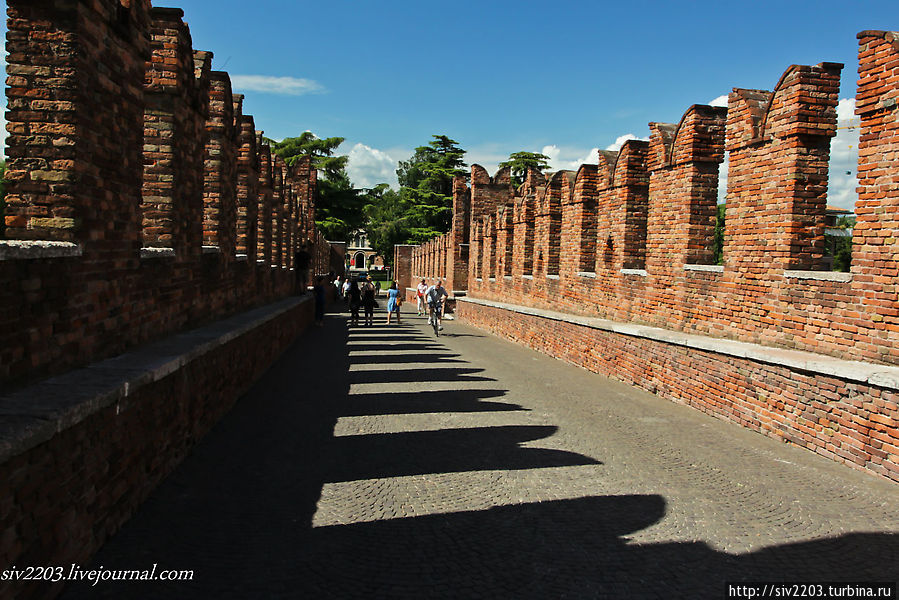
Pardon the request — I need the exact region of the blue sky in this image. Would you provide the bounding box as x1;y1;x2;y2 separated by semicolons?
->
5;1;898;208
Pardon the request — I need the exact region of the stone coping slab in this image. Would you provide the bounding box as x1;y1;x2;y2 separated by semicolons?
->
0;240;82;260
0;296;309;463
459;296;899;391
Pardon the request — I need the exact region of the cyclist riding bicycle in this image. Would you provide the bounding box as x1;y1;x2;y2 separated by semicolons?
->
425;280;449;331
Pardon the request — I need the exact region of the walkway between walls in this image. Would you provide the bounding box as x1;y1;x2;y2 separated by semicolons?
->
60;306;899;599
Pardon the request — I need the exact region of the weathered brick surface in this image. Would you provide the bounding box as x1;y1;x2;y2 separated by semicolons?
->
458;300;899;484
412;32;899;481
0;299;313;600
1;0;329;388
203;71;238;257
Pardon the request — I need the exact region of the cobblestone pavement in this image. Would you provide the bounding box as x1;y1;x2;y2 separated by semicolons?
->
62;306;899;599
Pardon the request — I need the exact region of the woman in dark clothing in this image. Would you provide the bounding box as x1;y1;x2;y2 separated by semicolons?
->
347;280;361;326
361;277;376;327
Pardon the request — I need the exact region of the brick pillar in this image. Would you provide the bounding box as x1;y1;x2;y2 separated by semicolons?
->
726;63;842;274
141;8;209;258
646;105;727;276
565;164;599;275
500;204;514;278
393;244;415;290
203;71;238;257
516;168;544;276
540;171;571;277
235;111;258;259
854;31;899;284
257;139;273;264
270;156;284;267
5;0;151;256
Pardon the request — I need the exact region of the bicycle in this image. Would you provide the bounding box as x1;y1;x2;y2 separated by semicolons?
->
428;303;442;337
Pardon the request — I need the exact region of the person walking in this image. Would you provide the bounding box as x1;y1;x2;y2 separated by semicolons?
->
361;277;376;327
385;281;402;325
347;279;361;326
416;278;427;316
426;279;449;331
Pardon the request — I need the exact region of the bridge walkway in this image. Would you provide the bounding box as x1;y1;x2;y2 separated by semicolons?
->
62;306;899;598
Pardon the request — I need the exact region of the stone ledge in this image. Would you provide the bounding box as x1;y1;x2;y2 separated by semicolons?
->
620;268;648;277
577;271;597;278
140;247;176;259
0;240;82;260
546;274;560;280
202;245;221;255
784;270;852;282
459;296;899;391
0;296;310;463
684;264;724;273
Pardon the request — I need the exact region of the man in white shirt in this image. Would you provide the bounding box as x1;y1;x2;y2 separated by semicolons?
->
425;280;449;330
416;279;428;316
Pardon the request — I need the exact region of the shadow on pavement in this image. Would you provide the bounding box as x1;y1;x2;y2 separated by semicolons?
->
326;425;600;482
340;389;524;416
58;308;899;599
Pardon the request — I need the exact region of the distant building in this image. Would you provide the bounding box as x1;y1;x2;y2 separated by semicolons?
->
347;230;384;270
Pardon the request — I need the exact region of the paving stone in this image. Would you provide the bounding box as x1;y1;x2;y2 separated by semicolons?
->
61;309;899;599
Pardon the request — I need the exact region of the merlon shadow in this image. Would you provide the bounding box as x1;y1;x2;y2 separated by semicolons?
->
325;424;600;482
347;367;493;385
338;388;526;417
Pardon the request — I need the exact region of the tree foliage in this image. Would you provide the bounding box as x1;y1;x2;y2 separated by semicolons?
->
361;135;469;266
499;151;550;188
272;133;365;242
829;215;855;272
712;203;725;265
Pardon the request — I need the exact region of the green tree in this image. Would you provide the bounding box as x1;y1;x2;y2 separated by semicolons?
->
362;184;407;264
829;215;855;272
272;133;366;241
712;203;725;265
499;151;550;187
395;135;468;238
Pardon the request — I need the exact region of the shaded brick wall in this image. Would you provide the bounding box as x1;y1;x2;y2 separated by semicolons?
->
0;299;313;600
1;0;329;388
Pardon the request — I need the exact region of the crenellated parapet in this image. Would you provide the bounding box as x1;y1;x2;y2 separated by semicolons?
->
647;105;727;274
410;32;899;371
141;8;210;256
408;30;899;485
726;63;842;273
1;0;325;387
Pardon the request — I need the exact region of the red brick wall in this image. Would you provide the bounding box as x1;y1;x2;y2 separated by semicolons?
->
0;299;313;600
409;31;899;481
203;71;238;257
0;0;327;388
458;300;899;483
457;52;891;366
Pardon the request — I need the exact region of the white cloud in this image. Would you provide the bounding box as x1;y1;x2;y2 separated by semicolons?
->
541;145;601;171
604;133;648;152
345;142;398;188
836;97;857;123
828;98;859;211
708;95;729;108
230;75;325;96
